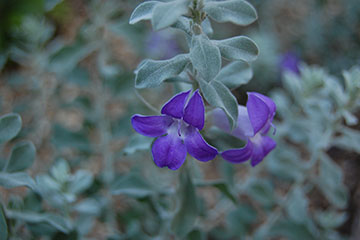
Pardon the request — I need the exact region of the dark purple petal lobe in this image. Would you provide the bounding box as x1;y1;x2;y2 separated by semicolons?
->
249;92;276;116
131;115;173;137
183;90;205;130
161;90;191;119
152;134;187;170
247;92;270;134
184;128;218;162
250;136;276;167
221;141;253;164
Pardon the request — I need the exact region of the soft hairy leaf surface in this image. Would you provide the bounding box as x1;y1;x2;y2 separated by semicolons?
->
0;113;22;144
135;54;190;88
190;34;221;81
7;141;36;173
204;0;257;25
151;0;190;30
5;210;71;233
199;79;238;129
214;36;258;62
214;61;253;88
0;172;36;189
129;1;158;24
286;186;309;223
171;170;198;238
111;173;153;198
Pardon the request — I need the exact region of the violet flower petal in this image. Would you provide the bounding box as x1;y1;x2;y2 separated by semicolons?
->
247;92;270;134
152;134;187;170
184;127;218;162
161;90;191;119
250;136;276;167
131;115;173;137
221;141;253;164
212;106;253;140
183;90;205;130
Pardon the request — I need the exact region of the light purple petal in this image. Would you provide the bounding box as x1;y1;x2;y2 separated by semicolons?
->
184;127;218;162
212;106;253;140
221;141;253;164
152;134;187;170
183;90;205;130
250;136;276;167
247;92;270;134
131;114;173;137
232;106;254;139
161;90;191;119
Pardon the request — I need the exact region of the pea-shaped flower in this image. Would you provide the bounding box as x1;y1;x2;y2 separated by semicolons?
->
212;92;276;166
131;90;218;170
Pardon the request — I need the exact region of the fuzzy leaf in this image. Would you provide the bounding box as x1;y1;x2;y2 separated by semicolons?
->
204;0;257;25
7;141;36;173
199;79;238;129
111;173;153;198
171;170;198;238
0;172;36;189
129;1;158;24
190;34;221;81
0;113;22;144
151;0;190;30
135;54;190;88
286;187;308;223
214;61;253;88
214;36;258;62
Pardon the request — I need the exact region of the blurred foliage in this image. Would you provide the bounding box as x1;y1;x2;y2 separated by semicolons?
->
0;0;359;239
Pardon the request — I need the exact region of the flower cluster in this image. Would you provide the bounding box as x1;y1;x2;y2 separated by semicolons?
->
131;90;276;170
212;92;277;167
131;90;218;170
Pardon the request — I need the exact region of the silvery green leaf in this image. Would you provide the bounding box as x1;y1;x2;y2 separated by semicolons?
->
68;170;93;194
49;41;96;74
6;141;36;173
246;179;274;207
317;153;348;209
269;220;317;240
171;170;198;238
213;36;258;62
0;206;8;240
332;127;360;154
204;0;257;26
123;134;153;155
135;54;190;88
315;210;347;229
227;204;257;234
0;172;35;189
342;110;358;126
199;79;238;129
0;113;22;144
172;16;191;36
129;1;159;24
286;187;308;223
111;173;153;198
214;61;253;88
202;18;213;36
190;34;221;81
74;199;101;216
152;0;190;30
5;210;71;233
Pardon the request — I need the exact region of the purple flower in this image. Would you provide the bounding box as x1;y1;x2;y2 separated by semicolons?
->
131;90;218;170
212;92;276;167
280;52;300;75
